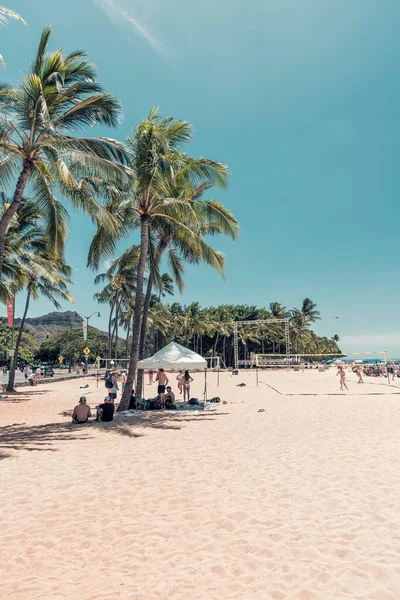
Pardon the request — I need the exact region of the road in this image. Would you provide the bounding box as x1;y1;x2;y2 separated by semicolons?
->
0;370;104;385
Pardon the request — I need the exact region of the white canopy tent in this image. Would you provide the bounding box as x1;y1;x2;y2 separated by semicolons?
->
138;341;206;371
137;342;209;400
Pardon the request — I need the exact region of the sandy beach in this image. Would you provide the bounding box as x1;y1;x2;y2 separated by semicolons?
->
1;369;400;599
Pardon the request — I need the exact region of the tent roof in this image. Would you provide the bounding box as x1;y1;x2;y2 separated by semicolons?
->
137;341;207;370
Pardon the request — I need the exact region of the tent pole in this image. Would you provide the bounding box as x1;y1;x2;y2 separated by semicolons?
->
203;368;208;402
256;364;259;387
217;365;219;387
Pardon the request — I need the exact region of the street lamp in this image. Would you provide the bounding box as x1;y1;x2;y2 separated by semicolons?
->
74;311;101;374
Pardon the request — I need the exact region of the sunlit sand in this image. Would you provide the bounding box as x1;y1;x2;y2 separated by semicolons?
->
1;369;400;599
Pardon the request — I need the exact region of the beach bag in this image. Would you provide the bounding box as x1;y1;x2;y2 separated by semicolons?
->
105;374;113;389
189;398;199;405
210;397;221;403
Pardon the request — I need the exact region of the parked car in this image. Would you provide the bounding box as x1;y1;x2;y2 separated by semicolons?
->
42;365;54;378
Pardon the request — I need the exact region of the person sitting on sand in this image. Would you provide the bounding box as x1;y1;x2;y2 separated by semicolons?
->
165;386;175;406
96;396;115;422
28;372;36;386
336;366;348;391
72;396;92;424
156;368;169;408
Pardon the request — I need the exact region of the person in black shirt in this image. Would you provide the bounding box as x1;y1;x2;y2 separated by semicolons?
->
96;396;115;422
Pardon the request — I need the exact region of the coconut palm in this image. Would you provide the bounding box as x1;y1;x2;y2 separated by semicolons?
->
0;25;129;278
7;255;73;391
116;109;229;410
291;298;320;326
0;5;26;69
93;246;139;358
3;202;73;391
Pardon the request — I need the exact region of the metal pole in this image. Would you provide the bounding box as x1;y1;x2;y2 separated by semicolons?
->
384;351;390;385
233;323;238;372
217;365;219;387
256;364;259;386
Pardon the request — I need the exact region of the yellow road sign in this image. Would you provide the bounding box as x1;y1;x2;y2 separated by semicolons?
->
83;347;91;356
96;356;101;363
58;355;64;362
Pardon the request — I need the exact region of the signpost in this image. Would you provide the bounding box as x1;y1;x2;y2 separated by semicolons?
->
96;355;101;387
83;347;90;376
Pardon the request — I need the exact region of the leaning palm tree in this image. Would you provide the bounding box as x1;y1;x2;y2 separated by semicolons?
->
115;109;230;410
0;25;129;278
0;5;26;69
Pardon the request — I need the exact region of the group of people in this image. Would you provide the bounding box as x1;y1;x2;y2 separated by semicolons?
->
336;363;400;390
149;368;194;405
71;367;195;424
72;395;115;424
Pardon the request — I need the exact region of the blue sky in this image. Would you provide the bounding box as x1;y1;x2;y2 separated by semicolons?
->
2;0;400;355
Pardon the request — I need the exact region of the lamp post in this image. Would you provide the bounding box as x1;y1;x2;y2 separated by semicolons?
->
74;311;100;374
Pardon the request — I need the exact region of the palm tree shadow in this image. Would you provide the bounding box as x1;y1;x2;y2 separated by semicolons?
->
0;410;227;458
0;389;48;403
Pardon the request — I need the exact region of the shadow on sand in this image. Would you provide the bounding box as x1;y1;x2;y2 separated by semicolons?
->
0;410;227;458
0;389;48;403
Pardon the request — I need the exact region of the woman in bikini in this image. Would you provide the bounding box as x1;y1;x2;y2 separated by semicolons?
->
336;366;348;391
176;370;184;394
182;370;194;402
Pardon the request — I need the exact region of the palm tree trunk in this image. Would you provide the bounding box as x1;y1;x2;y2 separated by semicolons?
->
0;160;32;279
125;317;131;358
108;300;116;358
214;331;220;356
114;305;119;360
7;285;32;392
119;216;150;410
136;271;154;400
136;238;167;399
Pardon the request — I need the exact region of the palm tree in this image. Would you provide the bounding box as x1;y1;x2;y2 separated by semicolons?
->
2;203;73;391
116;109;229;410
332;334;340;342
0;25;129;278
291;298;320;326
0;5;26;69
7;256;73;391
93;246;139;358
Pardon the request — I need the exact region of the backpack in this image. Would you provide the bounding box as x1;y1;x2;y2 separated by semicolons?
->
105;374;113;389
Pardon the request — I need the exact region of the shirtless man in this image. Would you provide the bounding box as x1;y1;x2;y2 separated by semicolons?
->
72;396;92;423
156;368;169;408
336;366;348;391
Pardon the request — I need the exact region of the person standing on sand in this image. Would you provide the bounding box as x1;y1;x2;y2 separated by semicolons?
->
356;366;364;384
121;369;127;392
336;366;348;391
176;370;184;394
182;370;194;402
109;371;119;404
155;368;169;408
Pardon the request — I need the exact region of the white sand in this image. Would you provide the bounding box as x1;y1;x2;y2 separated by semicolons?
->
1;369;400;599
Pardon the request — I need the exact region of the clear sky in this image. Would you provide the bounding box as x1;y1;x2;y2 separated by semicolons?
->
2;0;400;355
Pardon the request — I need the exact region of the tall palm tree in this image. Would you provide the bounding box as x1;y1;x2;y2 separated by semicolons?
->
2;202;73;391
0;25;129;278
134;178;239;396
291;298;320;326
116;109;229;410
0;5;26;69
93;246;139;358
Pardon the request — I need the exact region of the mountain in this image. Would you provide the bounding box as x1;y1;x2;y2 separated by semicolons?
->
13;310;86;343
